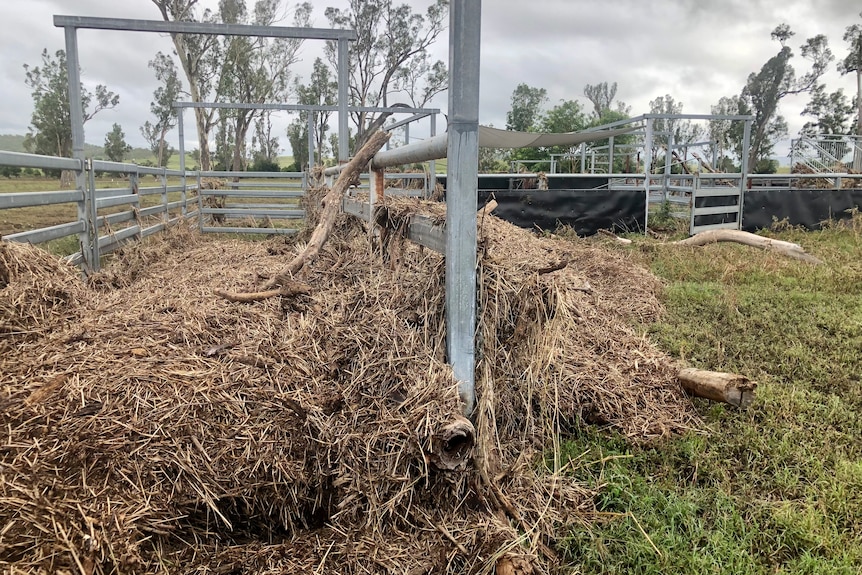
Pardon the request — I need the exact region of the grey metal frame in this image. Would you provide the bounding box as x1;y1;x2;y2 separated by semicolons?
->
196;170;306;235
0;150;199;264
50;8;481;416
55;15;355;272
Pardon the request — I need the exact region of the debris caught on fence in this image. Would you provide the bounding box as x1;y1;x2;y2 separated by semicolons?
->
1;191;698;573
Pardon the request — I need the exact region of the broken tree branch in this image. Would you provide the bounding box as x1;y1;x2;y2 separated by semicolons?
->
672;229;822;264
214;280;311;303
213;130;391;302
263;130;391;289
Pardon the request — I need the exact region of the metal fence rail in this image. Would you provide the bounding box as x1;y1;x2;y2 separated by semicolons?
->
0;150;199;272
196;170;306;235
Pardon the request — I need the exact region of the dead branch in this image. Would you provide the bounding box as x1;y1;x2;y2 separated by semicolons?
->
214;280;311;303
672;229;822;264
263;130;391;290
214;131;391;302
597;229;633;245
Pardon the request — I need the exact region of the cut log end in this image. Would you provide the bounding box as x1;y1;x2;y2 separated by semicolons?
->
429;415;475;471
678;367;756;408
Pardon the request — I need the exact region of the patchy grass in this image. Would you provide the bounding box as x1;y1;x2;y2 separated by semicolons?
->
560;219;862;574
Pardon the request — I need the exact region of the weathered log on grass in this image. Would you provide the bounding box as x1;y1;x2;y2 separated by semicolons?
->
678;367;756;408
673;229;822;264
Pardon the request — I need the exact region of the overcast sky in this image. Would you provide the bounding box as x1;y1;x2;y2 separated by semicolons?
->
0;0;858;160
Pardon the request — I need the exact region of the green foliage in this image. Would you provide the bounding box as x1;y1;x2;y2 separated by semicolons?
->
140;52;182;168
505;86;590;172
506;83;548;132
0;165;22;178
23;48;119;159
559;222;862;574
103;123;132;163
753;158;779;174
287;58;338;167
740;26;833;167
838;12;862;149
249;157;280;172
286;120;308;173
800;86;854;136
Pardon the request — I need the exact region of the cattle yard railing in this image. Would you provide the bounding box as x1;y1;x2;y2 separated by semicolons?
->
195;170;306;235
0;150;199;272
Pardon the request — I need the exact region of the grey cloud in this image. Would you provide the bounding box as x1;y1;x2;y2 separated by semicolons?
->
1;0;859;154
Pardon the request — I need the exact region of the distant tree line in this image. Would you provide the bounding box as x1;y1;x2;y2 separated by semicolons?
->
496;13;862;175
19;5;861;179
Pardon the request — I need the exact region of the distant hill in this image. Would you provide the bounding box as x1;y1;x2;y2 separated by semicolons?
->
0;133;153;162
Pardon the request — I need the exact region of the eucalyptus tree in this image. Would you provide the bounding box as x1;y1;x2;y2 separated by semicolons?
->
286;58;338;168
104;123;132;163
324;0;449;151
647;95;704;173
800;86;854;137
740;25;833;168
151;0;223;170
838;11;862;168
215;0;311;171
23;48;119;185
506;83;547;132
250;111;281;171
141;52;183;167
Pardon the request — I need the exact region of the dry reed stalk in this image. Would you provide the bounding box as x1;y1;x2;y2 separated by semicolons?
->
1;194;697;574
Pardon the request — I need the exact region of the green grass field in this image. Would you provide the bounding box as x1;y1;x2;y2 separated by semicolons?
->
559;218;862;574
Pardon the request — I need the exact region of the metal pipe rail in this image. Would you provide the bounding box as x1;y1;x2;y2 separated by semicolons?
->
195;171;307;235
0;150;199;272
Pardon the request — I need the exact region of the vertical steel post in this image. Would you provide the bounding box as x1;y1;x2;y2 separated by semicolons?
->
712;139;719;171
428;113;437;198
789;139;796;174
689;173;699;235
337;39;349;162
130;170;142;240
643;118;654;234
177;108;187;216
161;168;169;224
196;171;204;231
665;132;674;203
307;112;315;168
738;119;752;230
608;136;615;174
64;26;98;273
404;122;410;147
580;142;586;173
446;0;481;417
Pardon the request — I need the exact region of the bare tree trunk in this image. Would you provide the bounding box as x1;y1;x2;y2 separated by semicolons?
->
263;130;390;288
60;170;75;189
158;127;167;168
854;69;862;172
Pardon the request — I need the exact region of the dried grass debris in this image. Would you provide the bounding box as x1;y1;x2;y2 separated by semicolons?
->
1;196;697;574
